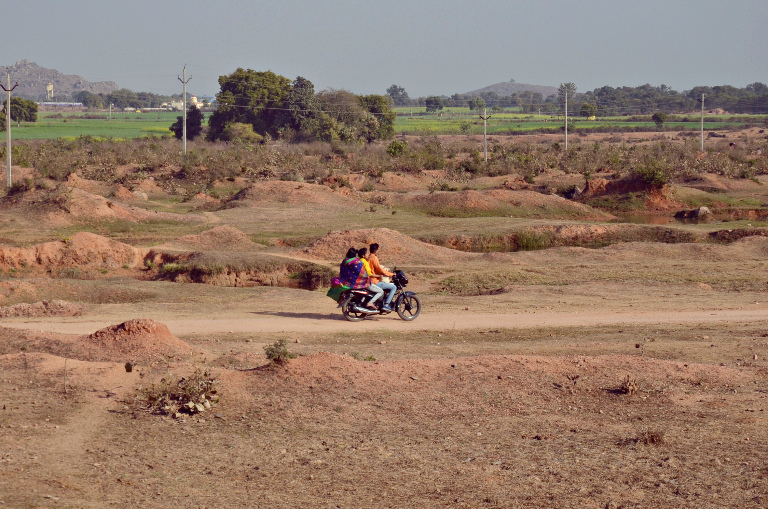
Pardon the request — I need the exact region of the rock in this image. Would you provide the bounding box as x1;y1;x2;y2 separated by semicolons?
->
675;206;711;219
195;403;205;413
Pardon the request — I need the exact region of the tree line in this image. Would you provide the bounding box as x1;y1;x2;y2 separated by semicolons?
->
387;82;768;115
73;90;182;110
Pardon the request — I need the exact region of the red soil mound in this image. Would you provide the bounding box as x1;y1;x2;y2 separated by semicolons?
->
0;232;146;272
399;189;613;219
227;181;360;208
155;226;260;252
0;300;85;318
296;227;474;265
82;319;197;362
0;181;203;227
0;319;197;363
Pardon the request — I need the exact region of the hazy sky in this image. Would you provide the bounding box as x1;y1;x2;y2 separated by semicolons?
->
2;0;766;98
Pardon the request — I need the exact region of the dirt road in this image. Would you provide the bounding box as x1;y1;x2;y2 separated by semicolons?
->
4;307;766;336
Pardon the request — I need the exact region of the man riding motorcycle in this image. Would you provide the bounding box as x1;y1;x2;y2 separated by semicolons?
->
365;243;396;311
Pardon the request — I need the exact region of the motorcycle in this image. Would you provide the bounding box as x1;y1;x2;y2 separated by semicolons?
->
340;268;421;322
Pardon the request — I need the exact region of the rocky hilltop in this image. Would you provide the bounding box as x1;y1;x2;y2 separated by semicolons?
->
3;59;118;100
467;81;558;98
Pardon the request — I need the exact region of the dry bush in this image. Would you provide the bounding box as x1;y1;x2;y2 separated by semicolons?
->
620;374;639;395
134;369;219;417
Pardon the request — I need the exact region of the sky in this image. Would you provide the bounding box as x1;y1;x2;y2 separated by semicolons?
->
2;0;766;99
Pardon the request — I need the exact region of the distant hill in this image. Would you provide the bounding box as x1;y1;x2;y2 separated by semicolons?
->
466;81;558;98
3;60;118;101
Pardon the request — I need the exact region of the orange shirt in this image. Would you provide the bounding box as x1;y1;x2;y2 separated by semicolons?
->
367;253;393;284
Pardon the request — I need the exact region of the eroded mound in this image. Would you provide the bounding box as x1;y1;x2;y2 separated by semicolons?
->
0;183;203;227
296;227;475;265
226;181;360;208
398;189;614;219
0;231;146;272
0;300;85;318
83;319;197;362
155;225;260;252
0;319;196;363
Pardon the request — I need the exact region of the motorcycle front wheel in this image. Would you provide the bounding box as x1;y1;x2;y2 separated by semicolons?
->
342;299;367;322
395;292;421;321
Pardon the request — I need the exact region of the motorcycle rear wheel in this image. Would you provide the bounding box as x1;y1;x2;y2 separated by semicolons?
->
395;292;421;321
342;300;367;322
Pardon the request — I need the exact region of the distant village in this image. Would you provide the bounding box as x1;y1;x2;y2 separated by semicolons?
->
37;94;214;113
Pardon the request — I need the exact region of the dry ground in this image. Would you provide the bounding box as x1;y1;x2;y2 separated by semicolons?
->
1;131;768;507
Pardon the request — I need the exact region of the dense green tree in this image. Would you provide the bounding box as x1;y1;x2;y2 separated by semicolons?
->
75;91;104;109
107;88;140;109
280;76;322;139
2;97;38;126
386;84;410;106
169;104;205;140
468;97;486;111
316;89;367;139
358;94;396;141
651;112;668;128
580;103;597;117
425;96;444;113
207;68;292;141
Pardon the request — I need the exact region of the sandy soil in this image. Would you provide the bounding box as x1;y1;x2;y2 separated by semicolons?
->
1;148;768;507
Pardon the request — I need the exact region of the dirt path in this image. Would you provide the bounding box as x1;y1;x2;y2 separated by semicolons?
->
4;307;767;336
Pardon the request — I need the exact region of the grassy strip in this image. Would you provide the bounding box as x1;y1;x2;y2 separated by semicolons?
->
155;251;335;289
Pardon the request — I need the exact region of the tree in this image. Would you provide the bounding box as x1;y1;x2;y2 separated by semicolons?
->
74;91;104;109
3;97;38;126
386;84;410;106
358;94;396;141
558;82;577;109
107;88;140;109
425;96;444;113
580;103;597;117
651;112;668;128
169;104;205;140
279;76;322;139
468;97;486;111
207;68;292;141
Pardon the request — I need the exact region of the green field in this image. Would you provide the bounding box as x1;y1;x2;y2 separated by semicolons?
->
2;109;763;140
7;111;199;140
393;108;764;135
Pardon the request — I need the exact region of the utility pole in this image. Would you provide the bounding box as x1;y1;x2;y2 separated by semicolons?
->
1;73;18;188
178;65;191;159
479;107;491;162
700;93;705;151
564;90;568;151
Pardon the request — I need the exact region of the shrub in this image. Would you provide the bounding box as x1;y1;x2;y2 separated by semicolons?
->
264;339;297;365
386;139;408;157
222;122;264;145
630;158;673;189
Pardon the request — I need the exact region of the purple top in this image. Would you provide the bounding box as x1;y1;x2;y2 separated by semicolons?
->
339;257;370;289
